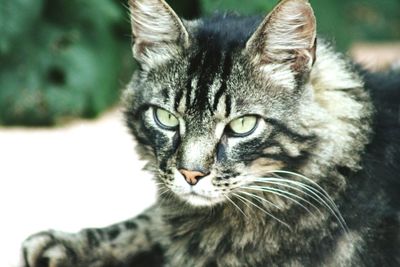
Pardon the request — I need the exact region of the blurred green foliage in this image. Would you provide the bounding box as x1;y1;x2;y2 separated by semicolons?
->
0;0;132;126
0;0;398;126
201;0;277;15
311;0;400;50
200;0;400;50
0;0;44;55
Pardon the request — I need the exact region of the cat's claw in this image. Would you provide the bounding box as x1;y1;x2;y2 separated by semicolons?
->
22;231;76;267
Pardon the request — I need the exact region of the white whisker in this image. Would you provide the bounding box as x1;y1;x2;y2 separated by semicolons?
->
253;179;325;216
158;189;170;197
239;191;283;210
256;176;347;231
268;170;342;214
242;185;319;220
157;184;175;207
223;193;248;218
267;170;349;233
233;192;291;230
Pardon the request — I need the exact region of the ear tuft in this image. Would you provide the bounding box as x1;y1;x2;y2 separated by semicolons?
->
129;0;189;68
246;0;317;75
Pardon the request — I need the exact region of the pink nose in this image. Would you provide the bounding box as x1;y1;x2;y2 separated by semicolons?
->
179;169;207;185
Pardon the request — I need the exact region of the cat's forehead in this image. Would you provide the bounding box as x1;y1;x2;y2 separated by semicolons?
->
143;56;290;124
145;57;290;127
138;15;299;121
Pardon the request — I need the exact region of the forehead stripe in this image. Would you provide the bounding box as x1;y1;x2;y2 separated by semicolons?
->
225;94;232;117
213;51;233;113
193;48;222;112
185;51;204;109
174;88;184;111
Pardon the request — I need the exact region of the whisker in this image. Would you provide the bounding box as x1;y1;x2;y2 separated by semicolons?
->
267;170;349;232
233;192;291;230
268;170;342;215
231;192;253;210
239;191;283;210
264;176;333;206
158;190;174;207
223;193;248;218
253;179;325;217
242;185;319;220
158;189;170;197
255;177;346;229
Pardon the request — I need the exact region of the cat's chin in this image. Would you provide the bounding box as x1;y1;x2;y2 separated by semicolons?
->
183;192;224;207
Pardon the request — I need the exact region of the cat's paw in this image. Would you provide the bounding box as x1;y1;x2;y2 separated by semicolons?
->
21;231;78;267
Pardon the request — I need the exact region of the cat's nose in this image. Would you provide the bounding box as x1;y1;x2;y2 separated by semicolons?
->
179;169;208;185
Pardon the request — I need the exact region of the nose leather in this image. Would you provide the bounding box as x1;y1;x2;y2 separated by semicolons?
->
179;169;207;185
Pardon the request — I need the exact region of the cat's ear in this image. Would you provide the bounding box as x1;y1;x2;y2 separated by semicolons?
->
246;0;316;77
129;0;189;68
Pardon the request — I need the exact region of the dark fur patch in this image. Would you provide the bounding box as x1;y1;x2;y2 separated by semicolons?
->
123;244;164;267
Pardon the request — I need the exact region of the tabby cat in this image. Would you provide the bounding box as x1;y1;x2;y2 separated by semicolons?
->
21;0;400;266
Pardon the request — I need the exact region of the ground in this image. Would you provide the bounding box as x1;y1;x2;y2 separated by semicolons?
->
0;109;156;267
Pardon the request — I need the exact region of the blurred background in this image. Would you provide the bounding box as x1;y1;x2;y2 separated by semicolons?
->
0;0;399;266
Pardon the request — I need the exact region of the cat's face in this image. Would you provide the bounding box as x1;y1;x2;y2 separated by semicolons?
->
126;0;318;207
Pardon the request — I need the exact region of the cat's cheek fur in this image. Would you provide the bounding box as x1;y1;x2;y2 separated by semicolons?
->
140;109;179;168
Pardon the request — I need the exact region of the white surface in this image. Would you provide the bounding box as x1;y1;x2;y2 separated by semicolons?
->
0;109;156;267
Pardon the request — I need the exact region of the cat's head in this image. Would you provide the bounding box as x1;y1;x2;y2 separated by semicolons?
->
124;0;368;209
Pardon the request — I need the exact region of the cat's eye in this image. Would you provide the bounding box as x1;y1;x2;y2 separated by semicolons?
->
153;108;179;130
228;116;258;136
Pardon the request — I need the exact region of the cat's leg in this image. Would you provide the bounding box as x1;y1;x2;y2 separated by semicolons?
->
21;205;165;267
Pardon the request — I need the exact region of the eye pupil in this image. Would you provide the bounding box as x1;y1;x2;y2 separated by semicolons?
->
228;115;258;137
154;108;179;130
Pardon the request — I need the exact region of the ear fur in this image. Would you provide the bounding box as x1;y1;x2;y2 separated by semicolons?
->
246;0;317;76
129;0;189;68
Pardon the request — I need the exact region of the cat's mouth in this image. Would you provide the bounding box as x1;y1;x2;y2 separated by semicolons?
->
180;189;224;207
165;169;227;206
182;191;224;206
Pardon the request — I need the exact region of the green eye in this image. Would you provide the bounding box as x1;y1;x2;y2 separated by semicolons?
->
228;116;258;136
154;108;179;130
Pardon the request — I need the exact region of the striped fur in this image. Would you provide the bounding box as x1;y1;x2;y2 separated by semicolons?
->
22;0;399;266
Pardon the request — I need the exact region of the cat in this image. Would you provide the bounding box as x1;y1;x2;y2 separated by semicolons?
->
21;0;400;266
